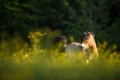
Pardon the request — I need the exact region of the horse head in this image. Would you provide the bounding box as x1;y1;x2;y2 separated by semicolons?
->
80;32;95;51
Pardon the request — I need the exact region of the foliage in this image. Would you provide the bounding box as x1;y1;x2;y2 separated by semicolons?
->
0;0;120;49
0;31;120;80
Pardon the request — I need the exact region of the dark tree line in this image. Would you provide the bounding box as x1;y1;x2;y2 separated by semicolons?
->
0;0;120;50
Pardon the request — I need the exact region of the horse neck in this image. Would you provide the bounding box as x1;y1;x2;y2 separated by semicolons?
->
91;38;98;55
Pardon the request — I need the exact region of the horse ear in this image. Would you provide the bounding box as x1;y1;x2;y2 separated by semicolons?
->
61;36;66;39
91;32;95;36
61;36;67;42
84;32;87;35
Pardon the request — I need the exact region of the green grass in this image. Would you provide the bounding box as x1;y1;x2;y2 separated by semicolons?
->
0;31;120;80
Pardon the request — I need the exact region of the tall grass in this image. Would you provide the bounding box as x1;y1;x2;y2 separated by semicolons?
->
0;30;120;80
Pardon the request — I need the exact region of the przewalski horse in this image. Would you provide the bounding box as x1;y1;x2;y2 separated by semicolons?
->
53;36;67;52
80;32;98;60
65;32;98;61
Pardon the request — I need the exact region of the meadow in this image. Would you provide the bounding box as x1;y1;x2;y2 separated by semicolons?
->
0;30;120;80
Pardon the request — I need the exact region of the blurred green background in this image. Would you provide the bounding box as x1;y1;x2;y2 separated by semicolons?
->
0;0;120;50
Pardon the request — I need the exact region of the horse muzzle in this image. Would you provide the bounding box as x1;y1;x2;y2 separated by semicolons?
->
80;44;86;51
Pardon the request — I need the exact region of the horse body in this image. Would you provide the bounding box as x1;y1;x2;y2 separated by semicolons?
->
64;32;98;61
65;42;82;54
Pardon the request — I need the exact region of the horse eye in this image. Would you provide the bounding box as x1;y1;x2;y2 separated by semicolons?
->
87;38;89;40
84;37;88;40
